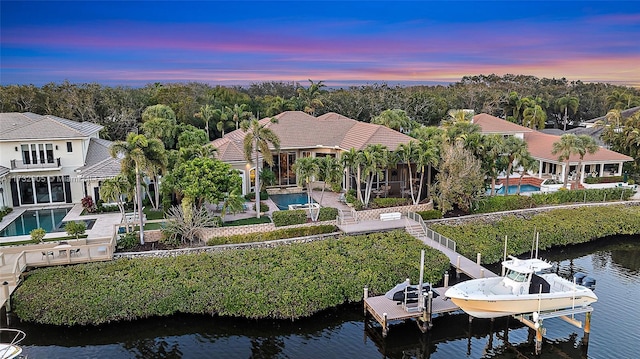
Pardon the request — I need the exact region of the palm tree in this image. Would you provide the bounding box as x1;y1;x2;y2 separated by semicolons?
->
502;136;529;191
340;148;361;200
241;117;280;219
292;156;320;221
556;96;579;131
360;144;389;207
522;104;546;129
99;174;131;223
480;134;506;196
573;135;599;189
372;109;412;132
194;104;216;140
297;79;326;116
317;155;343;206
606;90;638;111
395;141;419;204
110;133;165;244
516;154;538;194
228;103;252;130
552;134;580;188
416;138;439;201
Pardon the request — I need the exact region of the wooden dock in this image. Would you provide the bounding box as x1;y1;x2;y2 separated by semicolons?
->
363;214;498;337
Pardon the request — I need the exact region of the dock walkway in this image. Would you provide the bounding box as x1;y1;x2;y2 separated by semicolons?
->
363;212;498;337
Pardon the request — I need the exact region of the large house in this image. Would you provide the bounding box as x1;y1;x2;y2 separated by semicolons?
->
473;114;633;185
211;111;415;195
0;112;119;208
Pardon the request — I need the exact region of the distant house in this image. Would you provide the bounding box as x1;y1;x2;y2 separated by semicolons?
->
473;114;633;185
0;112;119;207
211;111;415;196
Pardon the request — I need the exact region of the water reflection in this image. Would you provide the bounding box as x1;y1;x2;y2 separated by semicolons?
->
11;235;640;358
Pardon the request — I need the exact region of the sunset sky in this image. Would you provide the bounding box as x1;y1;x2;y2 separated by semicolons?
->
2;1;639;88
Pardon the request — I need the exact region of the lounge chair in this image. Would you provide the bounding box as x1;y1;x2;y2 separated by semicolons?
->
41;251;54;259
69;248;81;257
338;193;346;203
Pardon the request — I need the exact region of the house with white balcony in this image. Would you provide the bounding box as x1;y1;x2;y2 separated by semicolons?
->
0;112;120;208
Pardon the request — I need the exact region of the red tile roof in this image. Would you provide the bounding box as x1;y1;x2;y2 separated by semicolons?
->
473;113;633;163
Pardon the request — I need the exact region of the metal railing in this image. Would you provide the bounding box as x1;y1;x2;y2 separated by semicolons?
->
406;212;456;252
10;157;61;170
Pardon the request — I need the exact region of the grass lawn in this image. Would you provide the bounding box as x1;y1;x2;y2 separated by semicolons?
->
223;217;272;226
143;207;165;220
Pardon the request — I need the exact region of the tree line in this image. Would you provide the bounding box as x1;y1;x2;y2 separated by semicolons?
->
2;75;639;142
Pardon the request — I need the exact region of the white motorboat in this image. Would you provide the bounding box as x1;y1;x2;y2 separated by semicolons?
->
445;256;598;318
0;329;25;359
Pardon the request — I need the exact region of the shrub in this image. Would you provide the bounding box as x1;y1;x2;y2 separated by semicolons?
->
253;201;269;213
584;175;623;184
64;221;86;239
417;210;443;220
371;197;410;209
318;207;338;221
207;224;339;246
531;187;634;205
117;232;139;251
30;228;46;243
471;195;537;214
15;231;449;325
244;191;269;201
81;196;95;213
272;210;307;227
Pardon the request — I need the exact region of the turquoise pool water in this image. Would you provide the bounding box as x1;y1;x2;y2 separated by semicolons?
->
492;184;540;195
0;208;71;237
270;193;315;210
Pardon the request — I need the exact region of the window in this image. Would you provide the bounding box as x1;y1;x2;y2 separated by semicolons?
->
66;141;73;152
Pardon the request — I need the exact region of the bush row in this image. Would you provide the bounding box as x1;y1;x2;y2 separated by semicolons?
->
271;207;338;227
206;224;338;246
14;231;450;326
431;205;640;264
471;187;636;214
417;210;443;220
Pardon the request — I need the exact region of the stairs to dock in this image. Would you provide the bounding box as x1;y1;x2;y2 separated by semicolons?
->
338;209;358;225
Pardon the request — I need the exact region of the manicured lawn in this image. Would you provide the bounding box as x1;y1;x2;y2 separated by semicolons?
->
144;207;165;220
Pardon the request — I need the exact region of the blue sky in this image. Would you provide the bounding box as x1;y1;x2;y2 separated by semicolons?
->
1;1;639;87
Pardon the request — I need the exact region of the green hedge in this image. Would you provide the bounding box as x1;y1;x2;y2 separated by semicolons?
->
371;197;410;208
584;176;623;184
318;207;338;221
417;210;443;220
431;205;640;264
207;224;338;245
272;210;307;227
531;187;634;205
470;188;636;214
14;231;450;325
472;195;537;214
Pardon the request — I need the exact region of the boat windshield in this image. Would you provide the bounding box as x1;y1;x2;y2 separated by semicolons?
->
505;269;528;282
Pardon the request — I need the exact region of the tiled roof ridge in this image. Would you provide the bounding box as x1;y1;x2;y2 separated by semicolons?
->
44;114;100;136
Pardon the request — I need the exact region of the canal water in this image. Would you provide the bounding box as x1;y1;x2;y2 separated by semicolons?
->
9;235;640;358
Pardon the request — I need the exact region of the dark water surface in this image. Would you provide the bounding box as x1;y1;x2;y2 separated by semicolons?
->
11;235;640;358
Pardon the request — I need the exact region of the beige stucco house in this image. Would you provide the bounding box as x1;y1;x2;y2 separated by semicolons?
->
211;111;415;196
0;112;119;208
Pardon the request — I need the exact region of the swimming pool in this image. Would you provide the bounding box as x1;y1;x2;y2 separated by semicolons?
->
492;184;540;195
270;193;316;210
0;207;74;237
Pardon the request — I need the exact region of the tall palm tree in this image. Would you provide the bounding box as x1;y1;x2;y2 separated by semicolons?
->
317;155;343;206
228;103;252;130
297;79;326;116
556;96;579;131
360;144;389;207
99;174;131;223
110;133;165;244
395;141;419;204
372;109;412;132
194;104;216;140
416;138;439;201
502;136;529;191
480;134;506;196
292;156;320;221
552;134;580;188
573;135;599;189
241;117;280;219
522;104;546;129
516;154;538;194
340;148;361;200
